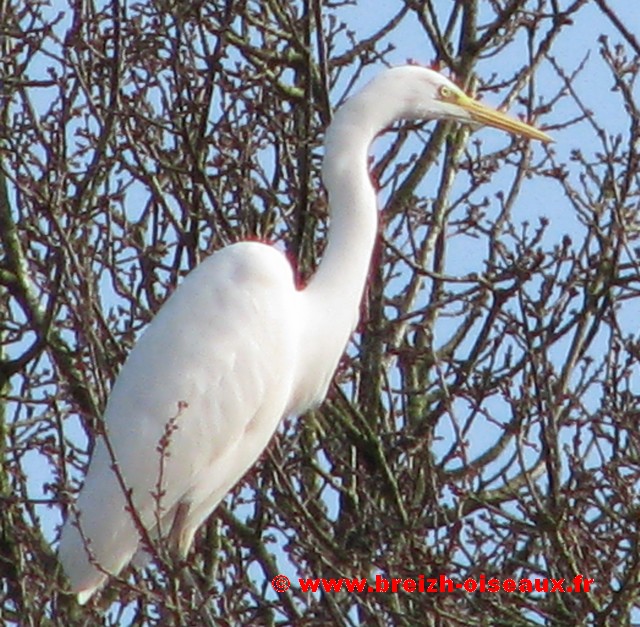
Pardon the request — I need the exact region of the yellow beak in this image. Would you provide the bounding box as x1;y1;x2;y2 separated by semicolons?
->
457;92;552;143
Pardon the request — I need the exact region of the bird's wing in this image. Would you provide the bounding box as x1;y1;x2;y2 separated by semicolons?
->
59;241;300;600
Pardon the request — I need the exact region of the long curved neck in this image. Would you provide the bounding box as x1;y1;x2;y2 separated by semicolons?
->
308;112;379;317
290;106;383;412
308;83;402;313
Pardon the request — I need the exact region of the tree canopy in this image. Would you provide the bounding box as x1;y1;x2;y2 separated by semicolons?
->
1;1;639;625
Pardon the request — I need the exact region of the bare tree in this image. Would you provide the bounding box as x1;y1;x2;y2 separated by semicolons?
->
1;1;639;625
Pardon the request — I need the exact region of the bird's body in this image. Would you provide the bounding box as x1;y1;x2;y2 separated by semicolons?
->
60;243;303;597
59;66;550;603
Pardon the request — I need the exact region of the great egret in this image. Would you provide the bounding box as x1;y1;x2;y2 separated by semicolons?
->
58;65;550;603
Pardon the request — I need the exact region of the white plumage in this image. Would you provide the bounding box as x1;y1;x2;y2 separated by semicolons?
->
58;66;550;603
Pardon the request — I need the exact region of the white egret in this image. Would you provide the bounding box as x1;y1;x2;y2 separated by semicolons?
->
58;65;550;603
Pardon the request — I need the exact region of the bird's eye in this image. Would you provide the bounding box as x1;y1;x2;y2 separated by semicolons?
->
439;85;456;101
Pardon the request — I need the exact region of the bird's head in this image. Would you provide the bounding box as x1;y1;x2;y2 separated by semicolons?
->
353;65;551;143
